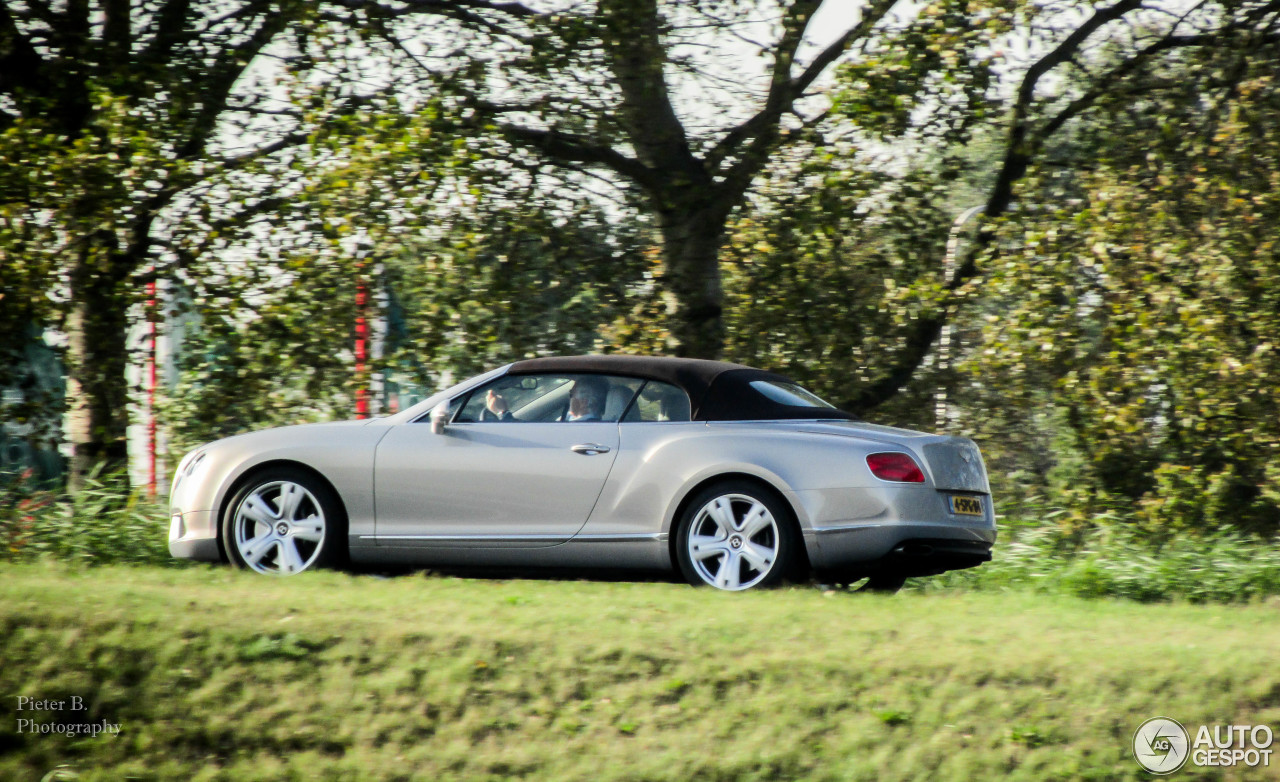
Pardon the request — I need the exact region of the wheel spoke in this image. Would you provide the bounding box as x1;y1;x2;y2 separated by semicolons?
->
241;533;276;565
276;482;304;521
292;516;324;543
707;498;736;535
739;541;774;573
715;552;741;589
241;494;277;526
278;538;306;573
740;503;773;539
691;536;728;561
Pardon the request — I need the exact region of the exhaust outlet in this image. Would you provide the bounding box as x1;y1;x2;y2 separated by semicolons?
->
894;542;935;557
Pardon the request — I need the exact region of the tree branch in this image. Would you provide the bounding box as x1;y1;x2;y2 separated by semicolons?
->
984;0;1144;227
397;0;541;17
0;1;50;101
791;0;899;98
103;0;131;56
139;0;194;69
708;0;900;192
174;0;298;162
843;0;1156;414
844;0;1280;415
495;122;659;191
598;0;702;184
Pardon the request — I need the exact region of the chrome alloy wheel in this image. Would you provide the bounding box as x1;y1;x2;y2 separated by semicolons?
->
231;480;326;575
686;493;781;591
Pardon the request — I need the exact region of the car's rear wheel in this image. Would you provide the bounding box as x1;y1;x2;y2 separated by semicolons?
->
222;468;347;575
675;481;798;591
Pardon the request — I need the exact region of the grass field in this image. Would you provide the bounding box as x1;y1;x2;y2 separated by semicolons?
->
2;563;1278;781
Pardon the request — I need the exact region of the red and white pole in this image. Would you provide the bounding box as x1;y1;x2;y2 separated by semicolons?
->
355;264;369;419
146;279;157;496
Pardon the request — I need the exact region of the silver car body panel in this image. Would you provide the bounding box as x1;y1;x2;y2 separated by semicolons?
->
372;420;620;546
167;366;512;559
169;362;996;576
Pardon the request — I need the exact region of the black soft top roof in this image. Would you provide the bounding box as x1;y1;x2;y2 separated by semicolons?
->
507;355;854;422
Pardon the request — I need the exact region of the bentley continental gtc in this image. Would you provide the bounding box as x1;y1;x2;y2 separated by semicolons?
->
169;355;996;591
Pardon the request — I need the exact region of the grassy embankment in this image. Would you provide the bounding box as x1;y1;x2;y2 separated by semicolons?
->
2;563;1278;781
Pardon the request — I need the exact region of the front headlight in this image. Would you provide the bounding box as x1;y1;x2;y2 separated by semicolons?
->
171;448;208;495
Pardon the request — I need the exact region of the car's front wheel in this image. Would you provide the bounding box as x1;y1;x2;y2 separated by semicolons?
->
675;481;799;591
222;468;347;575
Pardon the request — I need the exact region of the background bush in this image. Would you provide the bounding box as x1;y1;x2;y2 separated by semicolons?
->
1;469;173;567
914;506;1280;603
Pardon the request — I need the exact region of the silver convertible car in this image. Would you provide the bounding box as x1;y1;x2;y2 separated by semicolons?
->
169;355;996;591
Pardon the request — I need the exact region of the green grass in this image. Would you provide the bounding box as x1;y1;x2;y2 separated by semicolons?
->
2;563;1278;781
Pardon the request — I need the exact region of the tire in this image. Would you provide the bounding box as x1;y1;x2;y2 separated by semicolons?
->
222;467;347;575
674;480;799;591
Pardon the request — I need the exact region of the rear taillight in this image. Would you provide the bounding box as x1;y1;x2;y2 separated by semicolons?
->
866;452;925;483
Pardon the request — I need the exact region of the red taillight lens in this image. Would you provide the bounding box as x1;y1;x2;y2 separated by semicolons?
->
866;452;925;483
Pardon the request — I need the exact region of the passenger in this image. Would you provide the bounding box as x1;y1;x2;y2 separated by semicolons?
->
565;377;607;422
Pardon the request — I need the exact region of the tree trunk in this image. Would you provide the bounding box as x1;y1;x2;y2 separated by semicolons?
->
65;241;131;490
658;203;729;359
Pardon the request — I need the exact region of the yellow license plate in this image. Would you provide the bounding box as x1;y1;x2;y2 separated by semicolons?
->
949;496;984;516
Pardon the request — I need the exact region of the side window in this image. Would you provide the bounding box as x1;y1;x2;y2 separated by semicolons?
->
622;381;691;422
748;379;835;409
456;375;573;423
596;377;644;422
455;374;642;423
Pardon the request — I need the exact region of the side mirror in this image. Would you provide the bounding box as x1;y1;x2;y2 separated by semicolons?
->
430;401;451;435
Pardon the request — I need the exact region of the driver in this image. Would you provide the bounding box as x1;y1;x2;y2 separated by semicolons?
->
481;388;515;421
481;376;609;422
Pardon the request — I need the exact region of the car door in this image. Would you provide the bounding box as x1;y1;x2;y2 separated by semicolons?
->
371;373;633;547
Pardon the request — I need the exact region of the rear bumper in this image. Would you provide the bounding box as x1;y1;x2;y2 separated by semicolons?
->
878;537;993;577
805;521;996;579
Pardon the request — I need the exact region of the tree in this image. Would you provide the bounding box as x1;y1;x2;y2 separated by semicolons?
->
0;0;339;485
960;31;1280;533
328;0;1276;389
721;142;959;423
160;107;651;449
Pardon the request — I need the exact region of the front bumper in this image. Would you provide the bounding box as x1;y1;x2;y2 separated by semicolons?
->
168;509;223;562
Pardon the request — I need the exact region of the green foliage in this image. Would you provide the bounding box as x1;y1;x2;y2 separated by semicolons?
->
961;52;1280;534
919;512;1280;603
162;159;650;448
382;199;649;383
723;144;957;428
161;254;366;450
0;0;346;479
0;469;172;566
832;0;1005;143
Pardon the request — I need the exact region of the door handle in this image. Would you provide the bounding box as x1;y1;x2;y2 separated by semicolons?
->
571;443;611;455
